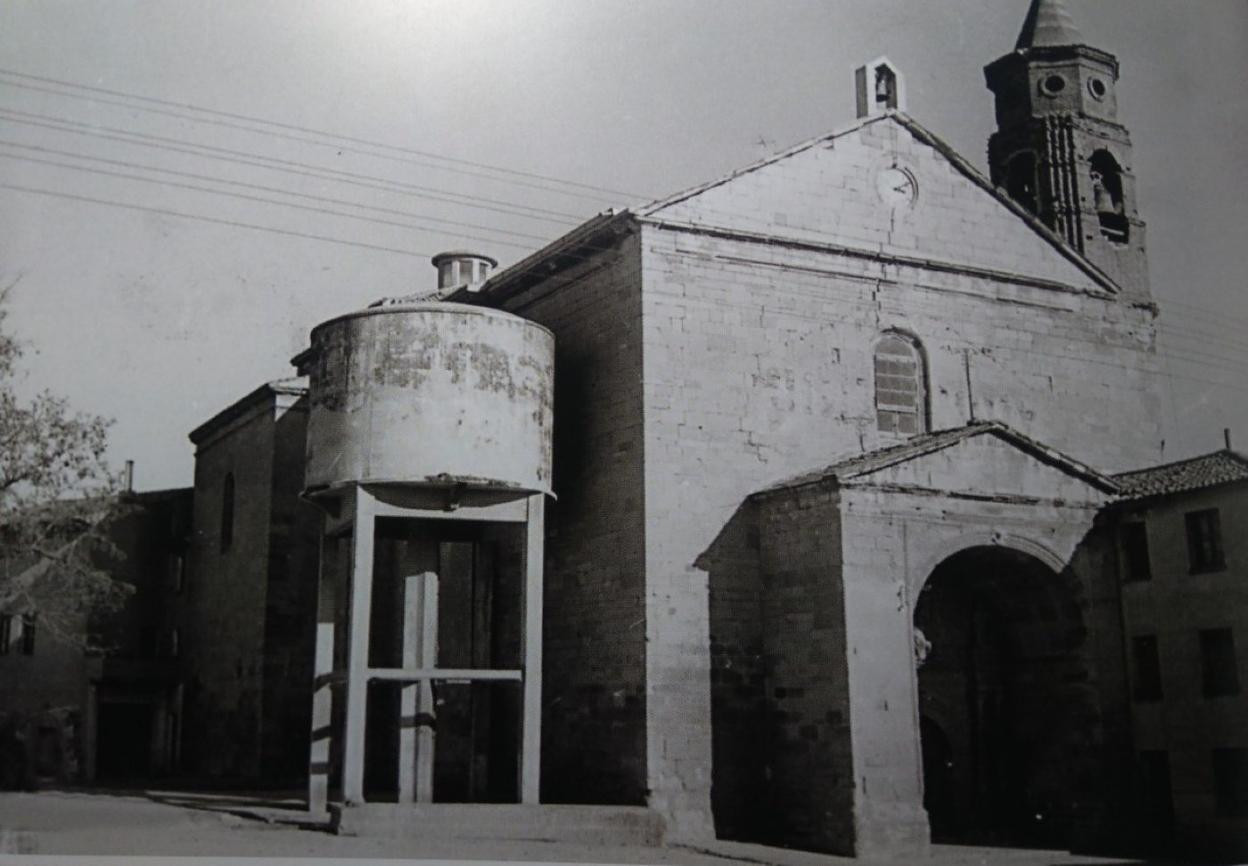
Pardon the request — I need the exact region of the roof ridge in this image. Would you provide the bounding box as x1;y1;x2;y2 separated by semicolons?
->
1113;448;1242;479
639;113;891;216
890;113;1120;294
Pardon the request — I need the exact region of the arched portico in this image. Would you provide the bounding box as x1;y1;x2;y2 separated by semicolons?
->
913;544;1098;848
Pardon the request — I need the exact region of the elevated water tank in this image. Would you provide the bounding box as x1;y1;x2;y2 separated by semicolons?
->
303;301;553;495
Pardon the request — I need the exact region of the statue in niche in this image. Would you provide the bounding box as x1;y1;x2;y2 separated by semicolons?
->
913;627;932;667
1090;170;1122;216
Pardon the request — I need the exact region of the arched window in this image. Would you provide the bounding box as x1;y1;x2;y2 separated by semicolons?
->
220;473;235;553
1089;150;1128;243
1006;152;1038;215
875;333;927;436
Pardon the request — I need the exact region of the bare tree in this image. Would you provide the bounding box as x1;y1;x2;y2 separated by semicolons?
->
0;281;131;647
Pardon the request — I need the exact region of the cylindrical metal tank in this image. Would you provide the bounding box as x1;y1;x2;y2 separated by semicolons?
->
304;301;553;494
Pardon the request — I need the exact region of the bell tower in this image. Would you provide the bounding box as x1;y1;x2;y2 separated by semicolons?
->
985;0;1149;298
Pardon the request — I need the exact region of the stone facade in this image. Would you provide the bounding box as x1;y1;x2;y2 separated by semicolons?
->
1110;463;1248;857
183;378;319;783
472;98;1165;849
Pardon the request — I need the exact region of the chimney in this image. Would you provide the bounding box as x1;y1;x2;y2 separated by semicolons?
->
431;251;498;294
1225;428;1233;450
123;460;135;493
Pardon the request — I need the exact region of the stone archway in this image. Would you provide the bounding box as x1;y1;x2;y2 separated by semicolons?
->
913;545;1097;848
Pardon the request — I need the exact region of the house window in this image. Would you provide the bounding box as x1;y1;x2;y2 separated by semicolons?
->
1200;628;1240;698
1139;751;1174;829
1131;634;1162;702
18;614;36;656
1118;522;1152;583
0;615;11;655
169;554;185;593
874;333;927;436
1185;508;1225;573
220;473;235;553
1213;749;1248;817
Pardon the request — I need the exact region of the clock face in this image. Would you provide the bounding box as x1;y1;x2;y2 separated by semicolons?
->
876;167;917;209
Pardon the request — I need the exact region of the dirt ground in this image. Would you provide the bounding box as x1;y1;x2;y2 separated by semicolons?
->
0;789;1205;865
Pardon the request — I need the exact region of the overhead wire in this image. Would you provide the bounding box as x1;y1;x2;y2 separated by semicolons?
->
0;144;555;250
0;67;650;201
3;74;1246;383
2;181;430;258
0;106;590;224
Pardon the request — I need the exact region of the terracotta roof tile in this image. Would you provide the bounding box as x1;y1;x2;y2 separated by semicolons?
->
1113;450;1248;499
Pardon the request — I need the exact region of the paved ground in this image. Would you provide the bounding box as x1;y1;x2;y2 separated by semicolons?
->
0;789;1207;865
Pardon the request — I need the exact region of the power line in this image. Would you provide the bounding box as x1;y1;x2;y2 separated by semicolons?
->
0;67;650;201
2;181;428;258
0;145;555;250
0;106;589;224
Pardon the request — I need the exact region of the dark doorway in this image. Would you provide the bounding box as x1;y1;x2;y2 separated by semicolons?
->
920;716;956;838
96;702;153;781
914;546;1095;848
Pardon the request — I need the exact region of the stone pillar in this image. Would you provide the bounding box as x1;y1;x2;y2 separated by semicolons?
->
840;523;930;857
342;487;376;805
520;493;544;804
308;533;339;813
398;572;438;803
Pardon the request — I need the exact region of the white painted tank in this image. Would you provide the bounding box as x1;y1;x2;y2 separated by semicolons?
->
304;301;554;494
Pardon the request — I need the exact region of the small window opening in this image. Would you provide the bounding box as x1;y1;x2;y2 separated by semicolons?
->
874;66;898;111
19;614;36;656
874;333;927;436
1213;749;1248;817
1185;508;1225;573
1090;150;1128;243
1200;628;1240;698
1118;522;1152;583
0;615;12;656
1006;152;1038;214
1040;74;1067;96
220;472;235;553
1131;634;1162;702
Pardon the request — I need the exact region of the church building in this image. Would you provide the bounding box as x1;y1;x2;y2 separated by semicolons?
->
24;0;1238;860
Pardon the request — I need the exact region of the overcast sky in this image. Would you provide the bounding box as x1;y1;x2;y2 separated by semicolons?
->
2;0;1246;490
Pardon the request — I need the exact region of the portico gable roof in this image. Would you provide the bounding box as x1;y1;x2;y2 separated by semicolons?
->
754;421;1120;503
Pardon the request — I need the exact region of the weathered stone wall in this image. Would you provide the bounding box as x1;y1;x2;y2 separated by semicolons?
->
259;398;320;784
185;405;276;779
496;231;649;805
1117;485;1248;854
755;485;854;851
635;117;1162;837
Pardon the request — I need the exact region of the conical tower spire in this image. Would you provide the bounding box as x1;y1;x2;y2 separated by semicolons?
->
1015;0;1084;49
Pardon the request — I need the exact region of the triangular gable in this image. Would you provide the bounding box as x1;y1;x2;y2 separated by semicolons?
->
841;424;1117;504
756;422;1117;505
641;112;1118;295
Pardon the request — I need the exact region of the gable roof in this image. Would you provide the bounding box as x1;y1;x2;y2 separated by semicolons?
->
1113;450;1248;500
639;111;1121;295
754;420;1120;497
188;376;308;446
